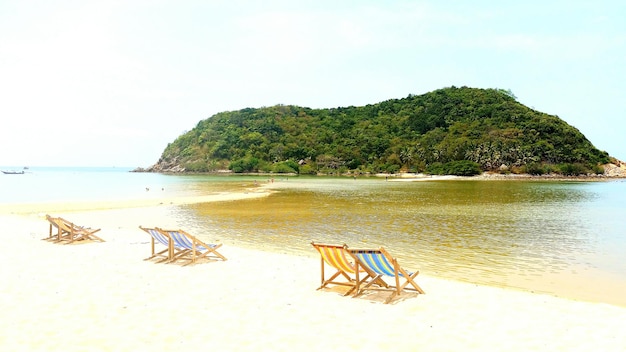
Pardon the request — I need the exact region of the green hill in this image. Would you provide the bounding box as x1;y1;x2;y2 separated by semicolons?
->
149;86;610;176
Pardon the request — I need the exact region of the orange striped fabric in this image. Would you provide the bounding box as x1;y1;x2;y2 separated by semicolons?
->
314;244;362;273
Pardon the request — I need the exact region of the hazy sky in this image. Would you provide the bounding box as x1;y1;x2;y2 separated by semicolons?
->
1;0;624;167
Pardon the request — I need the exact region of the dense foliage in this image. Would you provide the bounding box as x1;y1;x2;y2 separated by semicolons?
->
156;86;609;175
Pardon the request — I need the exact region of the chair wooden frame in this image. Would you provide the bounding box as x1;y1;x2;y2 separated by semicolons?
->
159;228;226;266
44;215;70;242
139;226;176;262
310;242;381;296
45;215;104;244
347;246;425;304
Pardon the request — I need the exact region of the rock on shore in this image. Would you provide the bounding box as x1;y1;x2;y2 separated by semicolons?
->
604;161;626;177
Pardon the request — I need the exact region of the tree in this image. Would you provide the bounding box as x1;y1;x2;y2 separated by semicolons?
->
495;88;517;100
399;147;414;170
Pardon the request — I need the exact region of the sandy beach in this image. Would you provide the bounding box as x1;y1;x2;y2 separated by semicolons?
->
2;192;626;351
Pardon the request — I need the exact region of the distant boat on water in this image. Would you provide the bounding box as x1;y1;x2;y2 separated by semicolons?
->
2;170;25;174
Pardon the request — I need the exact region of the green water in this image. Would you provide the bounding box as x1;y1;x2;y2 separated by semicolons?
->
177;177;626;306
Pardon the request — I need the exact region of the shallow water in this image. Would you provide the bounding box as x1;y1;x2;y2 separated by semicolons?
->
0;167;250;204
182;177;626;306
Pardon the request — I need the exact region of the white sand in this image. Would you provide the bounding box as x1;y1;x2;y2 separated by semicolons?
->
1;194;626;351
0;188;271;215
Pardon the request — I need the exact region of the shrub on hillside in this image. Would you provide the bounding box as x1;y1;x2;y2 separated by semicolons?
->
521;163;546;175
444;160;482;176
426;160;482;176
558;163;587;176
229;157;261;173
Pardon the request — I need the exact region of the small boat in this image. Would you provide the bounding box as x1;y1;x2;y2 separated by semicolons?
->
1;170;25;174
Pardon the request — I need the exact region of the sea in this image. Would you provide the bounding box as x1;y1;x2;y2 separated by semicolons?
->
2;166;625;306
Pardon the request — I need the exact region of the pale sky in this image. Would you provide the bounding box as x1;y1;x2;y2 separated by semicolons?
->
1;0;624;167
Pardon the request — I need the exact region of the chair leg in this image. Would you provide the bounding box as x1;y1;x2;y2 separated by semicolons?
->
318;271;342;290
353;274;384;297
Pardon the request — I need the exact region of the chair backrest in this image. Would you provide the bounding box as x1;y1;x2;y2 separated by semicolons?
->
140;227;170;247
55;217;74;233
163;230;196;250
164;229;218;250
46;215;65;236
311;243;360;274
56;217;86;232
46;215;60;228
349;249;397;277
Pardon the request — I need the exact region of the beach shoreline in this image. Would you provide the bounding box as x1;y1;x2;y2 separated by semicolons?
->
385;171;626;182
2;190;626;351
0;187;272;216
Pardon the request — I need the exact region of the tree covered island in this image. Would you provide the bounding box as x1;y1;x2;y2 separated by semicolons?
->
144;86;615;176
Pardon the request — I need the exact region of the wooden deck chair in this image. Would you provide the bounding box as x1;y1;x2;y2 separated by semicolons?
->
159;229;226;266
310;242;381;296
138;226;178;262
44;214;71;242
53;216;104;244
347;246;425;304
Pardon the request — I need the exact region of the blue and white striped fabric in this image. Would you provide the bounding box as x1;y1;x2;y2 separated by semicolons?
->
167;230;217;251
352;250;411;277
146;228;170;247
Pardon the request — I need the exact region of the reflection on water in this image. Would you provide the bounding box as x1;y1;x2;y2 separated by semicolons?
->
178;177;626;306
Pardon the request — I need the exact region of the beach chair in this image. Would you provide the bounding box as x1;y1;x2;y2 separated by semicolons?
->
46;215;104;244
310;242;381;296
159;229;226;265
347;246;424;304
44;214;71;242
138;226;177;263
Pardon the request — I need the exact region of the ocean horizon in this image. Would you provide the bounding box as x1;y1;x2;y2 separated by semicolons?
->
0;166;189;204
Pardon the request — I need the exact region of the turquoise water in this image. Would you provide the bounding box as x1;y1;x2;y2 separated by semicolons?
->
1;167;169;203
0;166;235;204
2;167;625;305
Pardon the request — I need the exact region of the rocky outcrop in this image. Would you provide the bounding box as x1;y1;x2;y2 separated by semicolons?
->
132;157;185;173
603;161;626;177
